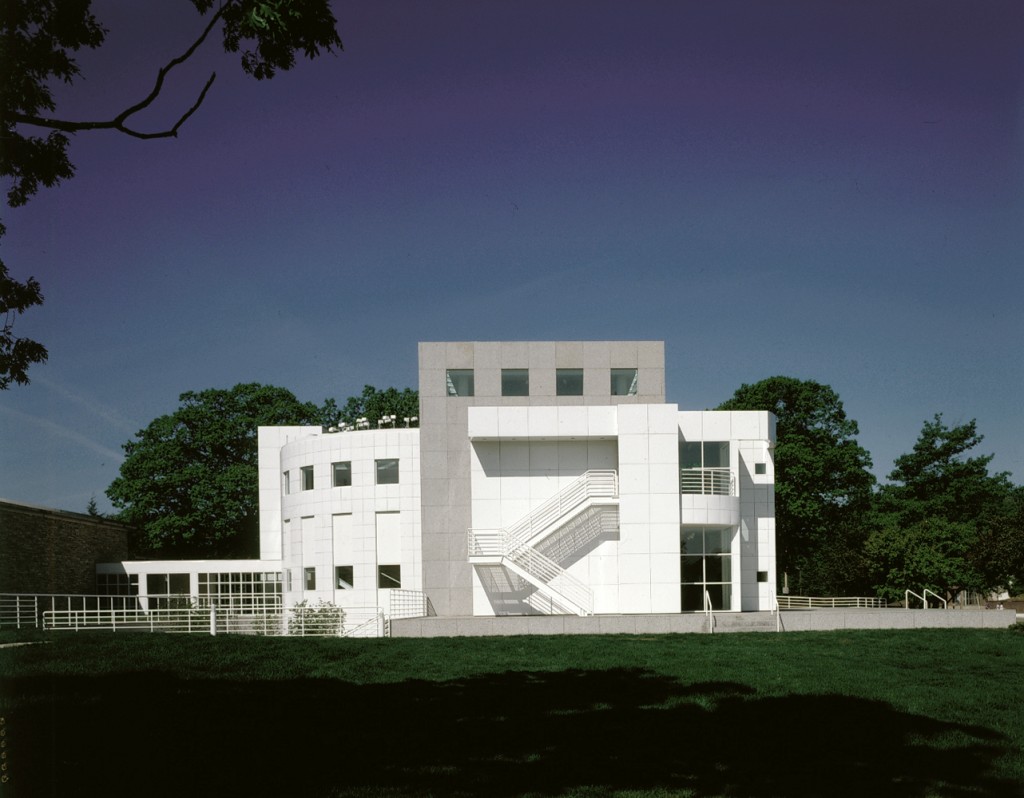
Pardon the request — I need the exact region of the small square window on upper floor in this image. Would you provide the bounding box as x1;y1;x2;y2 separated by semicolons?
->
300;465;314;491
501;368;529;396
446;369;474;396
556;368;584;396
332;461;352;487
610;368;638;396
376;458;399;485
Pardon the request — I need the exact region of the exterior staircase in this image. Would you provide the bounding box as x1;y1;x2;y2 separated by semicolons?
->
468;470;619;616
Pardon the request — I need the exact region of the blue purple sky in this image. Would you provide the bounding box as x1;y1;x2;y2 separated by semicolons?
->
2;0;1022;513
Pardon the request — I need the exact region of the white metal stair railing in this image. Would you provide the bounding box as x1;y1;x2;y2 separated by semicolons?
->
704;589;715;634
467;470;618;616
505;544;594;615
504;469;618;550
535;505;619;566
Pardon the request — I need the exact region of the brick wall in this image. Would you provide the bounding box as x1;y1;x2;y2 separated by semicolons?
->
0;500;132;594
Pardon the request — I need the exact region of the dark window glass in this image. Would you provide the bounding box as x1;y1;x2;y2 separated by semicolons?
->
501;369;529;396
378;564;401;589
556;368;584;396
376;459;399;485
446;369;474;396
332;461;352;487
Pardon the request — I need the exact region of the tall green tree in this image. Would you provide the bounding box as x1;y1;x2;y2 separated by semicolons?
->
0;0;342;388
107;383;325;558
718;377;875;595
868;415;1018;600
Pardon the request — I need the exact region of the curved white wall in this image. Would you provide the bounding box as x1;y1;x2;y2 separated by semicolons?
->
267;427;420;612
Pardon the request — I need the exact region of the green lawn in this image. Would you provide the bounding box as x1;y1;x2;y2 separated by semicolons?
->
2;627;1022;797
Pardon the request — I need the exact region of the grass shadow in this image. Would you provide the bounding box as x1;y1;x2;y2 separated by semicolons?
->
2;667;1014;797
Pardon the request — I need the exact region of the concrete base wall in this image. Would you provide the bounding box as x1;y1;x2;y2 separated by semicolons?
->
390;608;1018;638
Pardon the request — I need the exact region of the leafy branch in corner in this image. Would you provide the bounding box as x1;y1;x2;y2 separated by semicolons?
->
0;0;342;387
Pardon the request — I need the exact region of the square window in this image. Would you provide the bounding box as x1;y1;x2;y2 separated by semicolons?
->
332;461;352;487
446;369;474;397
304;567;316;590
610;368;638;396
336;565;354;589
283;470;290;495
501;368;529;396
378;564;401;589
300;465;314;491
755;462;767;475
757;571;769;583
556;368;584;396
169;573;189;595
376;458;399;485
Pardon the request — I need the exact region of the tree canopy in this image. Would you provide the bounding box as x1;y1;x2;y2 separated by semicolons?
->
717;376;876;595
867;415;1021;601
0;0;342;388
107;383;325;558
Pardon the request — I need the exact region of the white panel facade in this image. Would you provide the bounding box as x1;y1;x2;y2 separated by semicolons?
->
107;340;776;630
275;427;421;613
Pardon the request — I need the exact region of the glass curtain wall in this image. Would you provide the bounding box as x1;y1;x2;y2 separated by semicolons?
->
681;526;734;611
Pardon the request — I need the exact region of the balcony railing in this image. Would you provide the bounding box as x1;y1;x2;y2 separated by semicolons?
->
680;467;734;496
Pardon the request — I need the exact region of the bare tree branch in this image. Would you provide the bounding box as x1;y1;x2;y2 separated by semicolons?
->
10;2;231;140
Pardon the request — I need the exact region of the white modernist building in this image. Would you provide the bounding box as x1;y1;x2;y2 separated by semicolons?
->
100;341;776;621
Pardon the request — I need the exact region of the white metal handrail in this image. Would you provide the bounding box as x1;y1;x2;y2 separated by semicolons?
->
704;589;714;634
769;586;781;632
680;467;734;496
923;588;947;609
341;609;387;638
906;588;947;609
467;529;503;558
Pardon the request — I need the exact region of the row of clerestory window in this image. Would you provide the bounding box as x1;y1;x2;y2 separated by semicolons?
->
300;564;401;590
282;459;399;493
446;367;639;397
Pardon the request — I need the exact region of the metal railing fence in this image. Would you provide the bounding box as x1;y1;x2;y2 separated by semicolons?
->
389;589;435;619
680;467;735;496
776;595;887;609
